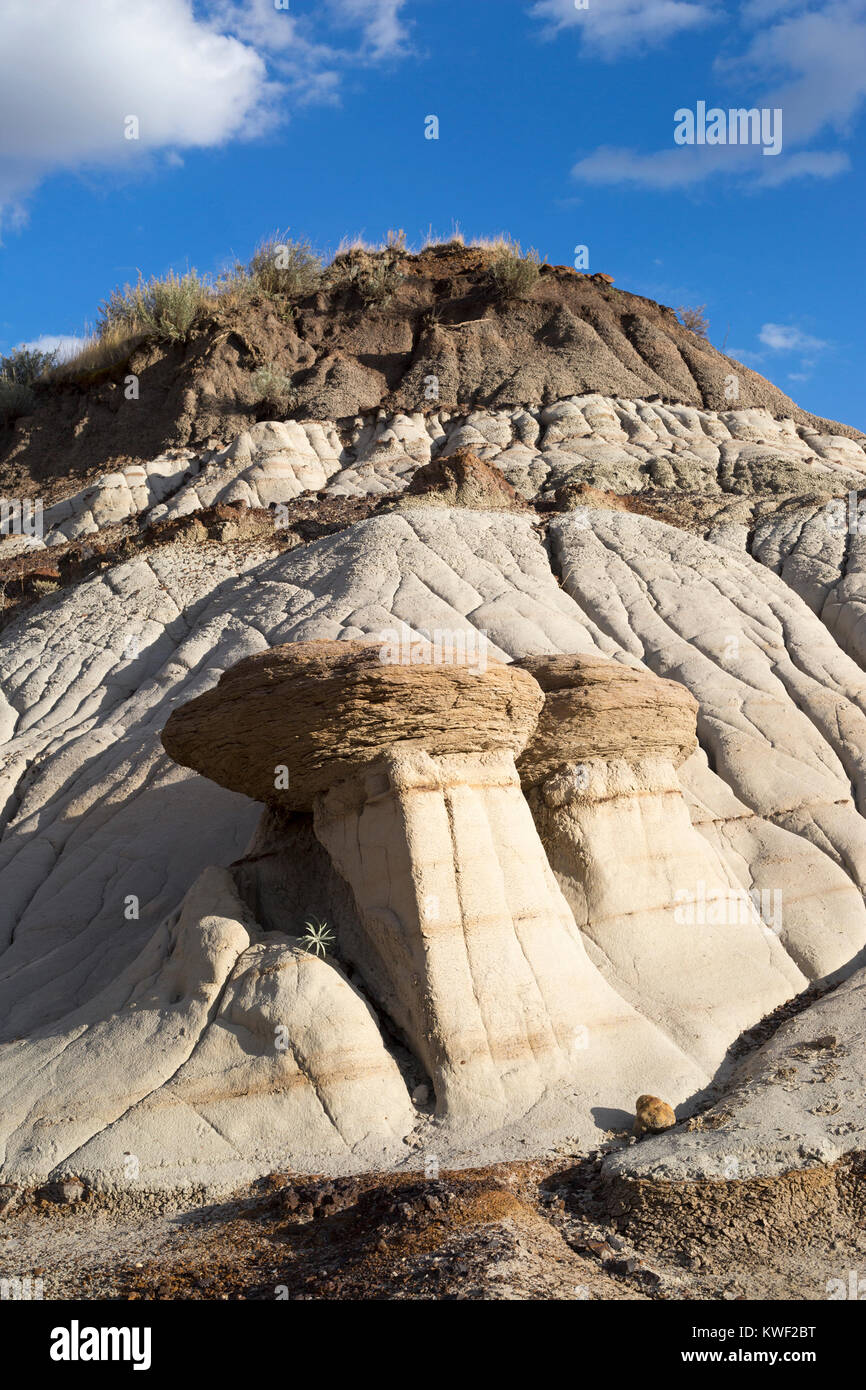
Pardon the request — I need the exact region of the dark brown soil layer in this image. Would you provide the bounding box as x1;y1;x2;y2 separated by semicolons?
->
3;1151;864;1301
3;245;859;510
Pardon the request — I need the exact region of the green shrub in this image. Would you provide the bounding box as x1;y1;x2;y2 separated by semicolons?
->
486;238;543;299
326;247;405;305
250;362;296;415
98;269;215;342
247;232;322;300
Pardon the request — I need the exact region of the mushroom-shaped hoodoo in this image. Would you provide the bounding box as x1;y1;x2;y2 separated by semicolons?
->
515;654;804;1072
163;640;705;1132
162;638;542;808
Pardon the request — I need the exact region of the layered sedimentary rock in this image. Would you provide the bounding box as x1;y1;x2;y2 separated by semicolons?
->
550;511;866;980
163;641;704;1135
3;505;866;1186
0;866;414;1186
6;398;864;554
4;238;866;1194
161;638;543;807
515;655;805;1074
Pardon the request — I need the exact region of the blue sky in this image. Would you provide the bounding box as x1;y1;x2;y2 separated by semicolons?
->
1;0;864;427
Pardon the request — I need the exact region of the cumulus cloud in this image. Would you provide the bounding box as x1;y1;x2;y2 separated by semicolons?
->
0;0;273;222
0;0;411;225
758;323;828;352
16;334;90;361
529;0;714;58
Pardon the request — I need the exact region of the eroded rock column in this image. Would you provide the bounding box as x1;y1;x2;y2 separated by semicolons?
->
516;654;806;1073
163;640;705;1133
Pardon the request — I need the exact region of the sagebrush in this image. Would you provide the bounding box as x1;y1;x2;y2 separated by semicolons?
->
486;238;543;299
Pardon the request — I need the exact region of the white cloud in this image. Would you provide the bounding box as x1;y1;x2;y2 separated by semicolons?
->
726;347;766;365
529;0;714;57
758;323;828;351
565;0;866;189
0;0;411;225
324;0;410;58
755;149;851;184
716;1;866;146
572;141;850;189
17;334;89;361
209;0;410;82
0;0;274;222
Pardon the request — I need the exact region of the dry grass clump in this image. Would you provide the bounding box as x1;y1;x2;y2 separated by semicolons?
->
0;346;57;424
245;231;322;299
677;304;710;340
24;226;551;394
54;235;323;382
49;322;141;384
98;269;215;342
485;238;543;299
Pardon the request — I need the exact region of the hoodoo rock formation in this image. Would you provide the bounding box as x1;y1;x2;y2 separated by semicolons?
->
515;654;805;1073
3;246;866;1194
162;641;704;1141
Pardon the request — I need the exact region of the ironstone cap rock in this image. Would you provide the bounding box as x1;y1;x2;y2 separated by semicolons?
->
162;638;544;810
514;652;698;784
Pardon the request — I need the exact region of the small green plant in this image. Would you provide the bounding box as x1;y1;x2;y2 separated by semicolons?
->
250;362;296;415
0;380;36;427
486;238;543;299
677;304;710;340
327;246;405;306
247;231;322;300
0;346;55;425
299;918;336;958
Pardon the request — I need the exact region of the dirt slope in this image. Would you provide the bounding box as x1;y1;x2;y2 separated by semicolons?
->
2;243;858;508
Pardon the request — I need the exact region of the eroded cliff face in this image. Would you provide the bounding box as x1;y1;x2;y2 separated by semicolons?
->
3;258;866;1192
3;243;858;512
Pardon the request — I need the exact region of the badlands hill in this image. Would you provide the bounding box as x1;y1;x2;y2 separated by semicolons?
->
1;241;860;510
2;241;866;1241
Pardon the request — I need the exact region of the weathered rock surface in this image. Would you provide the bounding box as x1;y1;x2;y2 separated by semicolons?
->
515;655;805;1074
3;505;866;1185
550;510;866;980
395;446;528;511
163;643;706;1138
0;866;415;1187
6;246;858;521
314;743;704;1135
6;397;864;554
606;966;866;1181
162;639;542;810
515;652;699;779
4;241;866;1197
